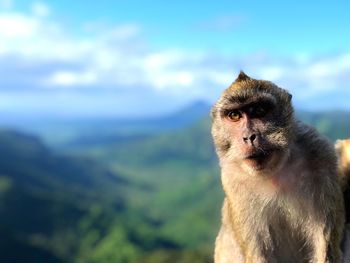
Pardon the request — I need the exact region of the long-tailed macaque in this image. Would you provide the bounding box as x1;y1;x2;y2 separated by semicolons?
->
211;71;345;263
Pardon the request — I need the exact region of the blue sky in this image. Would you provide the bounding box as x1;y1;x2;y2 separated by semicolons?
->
1;0;350;118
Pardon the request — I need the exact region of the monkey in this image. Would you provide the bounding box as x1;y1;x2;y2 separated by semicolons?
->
336;139;350;262
336;139;350;191
211;71;345;263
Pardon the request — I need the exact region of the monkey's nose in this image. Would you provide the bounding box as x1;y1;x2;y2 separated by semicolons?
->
243;134;257;144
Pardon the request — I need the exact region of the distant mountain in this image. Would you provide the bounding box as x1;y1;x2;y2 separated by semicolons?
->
0;129;129;263
5;100;350;150
52;108;350;262
1;106;350;263
296;110;350;141
0;100;212;147
154;100;211;128
62;101;211;148
0;129;127;199
0;128;215;263
61;116;223;254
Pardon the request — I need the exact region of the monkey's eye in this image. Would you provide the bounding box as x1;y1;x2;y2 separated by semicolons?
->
227;110;242;121
250;104;269;118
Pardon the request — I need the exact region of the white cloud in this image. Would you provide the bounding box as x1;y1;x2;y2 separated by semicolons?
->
0;14;39;38
0;4;350;114
257;66;284;82
206;72;233;86
144;51;183;69
45;70;97;87
148;70;195;89
0;12;66;58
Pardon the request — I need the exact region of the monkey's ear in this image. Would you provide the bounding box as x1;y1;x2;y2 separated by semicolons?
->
235;71;251;82
288;93;292;101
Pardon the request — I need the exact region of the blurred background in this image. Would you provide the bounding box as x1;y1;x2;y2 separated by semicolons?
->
0;0;350;262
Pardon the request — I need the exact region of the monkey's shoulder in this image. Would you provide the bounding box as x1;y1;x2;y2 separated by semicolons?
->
293;120;337;172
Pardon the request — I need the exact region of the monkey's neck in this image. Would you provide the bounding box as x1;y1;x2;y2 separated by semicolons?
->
222;146;304;199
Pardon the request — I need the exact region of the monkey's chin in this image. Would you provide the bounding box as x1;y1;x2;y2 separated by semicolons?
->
243;158;270;172
242;149;290;177
242;151;278;174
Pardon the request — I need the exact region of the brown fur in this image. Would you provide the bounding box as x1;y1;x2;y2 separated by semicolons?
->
336;139;350;191
211;72;345;263
336;139;350;263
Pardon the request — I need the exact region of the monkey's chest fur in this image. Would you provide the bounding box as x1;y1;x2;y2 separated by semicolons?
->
216;166;326;263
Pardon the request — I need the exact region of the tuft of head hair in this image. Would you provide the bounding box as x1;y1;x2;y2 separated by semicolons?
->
235;71;252;82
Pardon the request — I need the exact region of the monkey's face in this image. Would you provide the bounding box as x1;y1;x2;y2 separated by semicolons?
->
211;72;294;175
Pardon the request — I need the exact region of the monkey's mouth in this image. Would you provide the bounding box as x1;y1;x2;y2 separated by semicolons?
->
244;149;274;168
247;150;272;160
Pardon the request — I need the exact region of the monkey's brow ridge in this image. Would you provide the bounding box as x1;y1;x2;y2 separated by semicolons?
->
226;93;276;107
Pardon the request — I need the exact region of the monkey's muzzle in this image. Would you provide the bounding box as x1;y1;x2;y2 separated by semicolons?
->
244;149;274;170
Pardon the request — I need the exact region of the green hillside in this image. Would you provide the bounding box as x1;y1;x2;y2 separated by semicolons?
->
0;128;219;263
296;111;350;140
0;129;133;262
0;108;350;263
62;117;224;261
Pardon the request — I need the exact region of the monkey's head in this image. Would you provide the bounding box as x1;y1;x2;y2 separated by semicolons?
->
211;71;294;175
